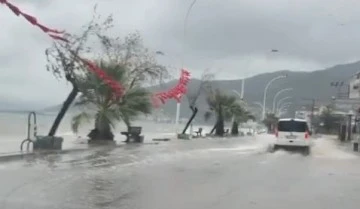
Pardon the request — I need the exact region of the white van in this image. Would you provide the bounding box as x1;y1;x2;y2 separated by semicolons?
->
273;118;312;155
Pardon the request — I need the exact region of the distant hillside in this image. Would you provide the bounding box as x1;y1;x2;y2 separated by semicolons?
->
153;61;360;118
43;61;360;119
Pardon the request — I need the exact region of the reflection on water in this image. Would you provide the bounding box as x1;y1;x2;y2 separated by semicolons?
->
0;134;359;209
10;134;358;171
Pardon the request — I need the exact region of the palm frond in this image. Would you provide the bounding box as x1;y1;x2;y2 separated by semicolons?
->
73;59;154;130
71;112;92;134
204;111;213;121
117;86;152;118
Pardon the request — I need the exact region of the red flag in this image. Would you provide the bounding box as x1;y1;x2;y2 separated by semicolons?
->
48;34;68;42
6;2;20;16
37;23;64;34
1;0;125;101
22;13;37;25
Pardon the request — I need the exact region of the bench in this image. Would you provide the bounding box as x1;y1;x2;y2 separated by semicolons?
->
121;126;144;143
194;127;203;137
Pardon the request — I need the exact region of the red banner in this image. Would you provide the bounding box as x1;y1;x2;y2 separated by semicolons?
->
0;0;124;98
152;69;191;107
1;0;191;105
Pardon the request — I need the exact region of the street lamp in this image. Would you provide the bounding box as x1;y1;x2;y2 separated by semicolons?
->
175;0;198;134
276;96;293;110
262;74;287;120
232;89;242;99
240;78;245;100
272;88;293;113
241;49;279;105
278;102;292;112
253;102;263;109
232;89;247;109
278;108;289;117
277;102;292;116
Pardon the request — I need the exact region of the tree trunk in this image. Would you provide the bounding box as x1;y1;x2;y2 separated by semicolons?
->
48;75;78;137
88;115;114;141
215;104;225;137
210;123;217;134
231;121;239;136
215;119;225;136
123;115;131;143
87;129;114;141
182;106;198;134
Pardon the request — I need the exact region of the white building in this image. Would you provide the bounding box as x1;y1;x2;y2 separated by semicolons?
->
348;72;360;99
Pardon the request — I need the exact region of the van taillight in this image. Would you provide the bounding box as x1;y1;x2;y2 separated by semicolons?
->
305;131;309;139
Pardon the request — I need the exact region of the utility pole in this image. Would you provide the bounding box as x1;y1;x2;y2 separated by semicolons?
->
302;98;316;132
310;98;315;132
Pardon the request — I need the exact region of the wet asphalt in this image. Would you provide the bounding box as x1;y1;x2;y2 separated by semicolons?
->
0;135;359;209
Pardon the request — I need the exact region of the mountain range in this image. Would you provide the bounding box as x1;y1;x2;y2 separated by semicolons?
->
41;61;360;119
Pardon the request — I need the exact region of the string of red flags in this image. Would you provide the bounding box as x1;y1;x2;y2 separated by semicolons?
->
0;0;124;99
152;69;190;107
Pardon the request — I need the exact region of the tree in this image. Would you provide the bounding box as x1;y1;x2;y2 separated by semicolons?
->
319;105;342;133
204;89;244;137
95;31;169;88
45;7;168;139
71;61;152;141
182;70;214;134
230;104;255;136
262;113;279;133
45;6;112;137
186;69;214;107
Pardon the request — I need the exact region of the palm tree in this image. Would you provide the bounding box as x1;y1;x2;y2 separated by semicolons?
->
204;89;250;136
231;106;255;136
71;61;152;141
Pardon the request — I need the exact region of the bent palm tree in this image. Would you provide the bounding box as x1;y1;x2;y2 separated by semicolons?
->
71;61;152;141
204;89;240;136
230;104;255;136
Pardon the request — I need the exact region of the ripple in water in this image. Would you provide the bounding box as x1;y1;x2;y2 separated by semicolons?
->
311;136;358;159
257;134;358;160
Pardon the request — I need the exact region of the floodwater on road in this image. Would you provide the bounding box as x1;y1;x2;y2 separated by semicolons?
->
0;134;360;209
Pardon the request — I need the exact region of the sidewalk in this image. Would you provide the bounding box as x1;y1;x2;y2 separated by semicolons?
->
0;136;91;162
0;134;166;162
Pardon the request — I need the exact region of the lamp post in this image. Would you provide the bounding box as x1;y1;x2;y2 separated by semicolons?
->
232;90;242;99
272;88;293;113
262;74;287;120
277;102;292;114
347;110;354;142
276;96;293;111
231;89;248;120
240;78;245;99
253;102;263;109
175;0;198;134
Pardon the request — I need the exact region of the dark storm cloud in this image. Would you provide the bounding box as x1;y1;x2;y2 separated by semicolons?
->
152;0;360;65
2;0;360;106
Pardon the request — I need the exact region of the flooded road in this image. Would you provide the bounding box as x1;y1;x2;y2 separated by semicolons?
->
0;135;360;209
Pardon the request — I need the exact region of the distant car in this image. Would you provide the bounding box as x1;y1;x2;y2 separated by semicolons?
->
272;118;312;155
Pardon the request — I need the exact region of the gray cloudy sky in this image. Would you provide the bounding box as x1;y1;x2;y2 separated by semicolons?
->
1;0;360;108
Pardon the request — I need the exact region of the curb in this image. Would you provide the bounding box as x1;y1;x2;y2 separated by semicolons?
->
0;141;160;163
0;148;89;162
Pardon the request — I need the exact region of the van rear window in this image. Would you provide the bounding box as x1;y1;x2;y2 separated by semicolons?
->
277;120;308;132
